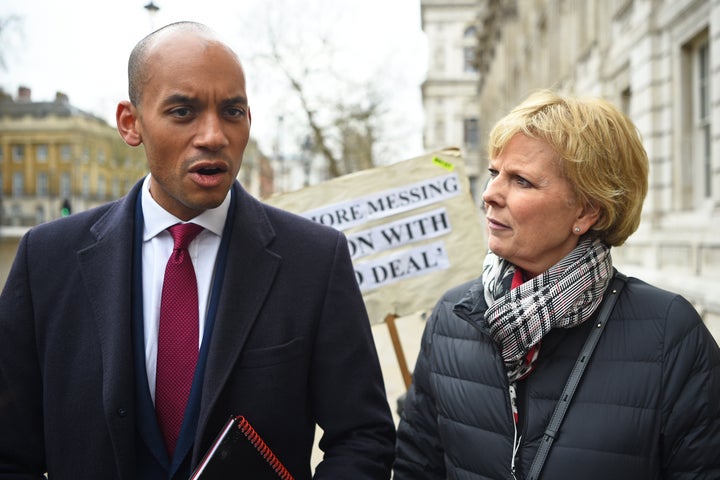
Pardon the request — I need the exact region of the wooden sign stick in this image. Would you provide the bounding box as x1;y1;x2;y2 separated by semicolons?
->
384;313;412;390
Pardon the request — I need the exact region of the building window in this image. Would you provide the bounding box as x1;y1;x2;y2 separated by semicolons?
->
463;47;478;73
462;26;478;73
36;144;49;162
12;172;24;197
82;173;90;199
98;175;106;199
468;175;478;203
60;172;72;199
12;144;24;163
620;87;632;116
35;205;45;224
82;147;90;164
98;149;106;164
11;203;21;220
112;178;121;198
37;172;49;196
434;45;445;71
680;30;711;208
463;118;479;150
60;144;72;162
697;42;711;199
435;118;445;146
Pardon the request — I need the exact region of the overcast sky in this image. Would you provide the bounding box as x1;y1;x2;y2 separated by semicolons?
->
1;0;428;163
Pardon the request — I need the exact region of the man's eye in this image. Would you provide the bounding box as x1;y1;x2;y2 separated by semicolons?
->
226;107;246;118
170;107;192;117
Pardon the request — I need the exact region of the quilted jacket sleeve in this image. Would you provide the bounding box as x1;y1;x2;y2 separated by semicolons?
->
660;295;720;478
393;302;447;480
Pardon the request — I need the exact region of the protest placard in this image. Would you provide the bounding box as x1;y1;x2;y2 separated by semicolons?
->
265;148;487;324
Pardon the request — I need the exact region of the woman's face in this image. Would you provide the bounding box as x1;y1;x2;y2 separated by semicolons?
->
482;134;596;277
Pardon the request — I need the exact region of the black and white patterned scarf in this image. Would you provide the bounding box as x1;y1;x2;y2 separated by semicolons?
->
482;238;612;383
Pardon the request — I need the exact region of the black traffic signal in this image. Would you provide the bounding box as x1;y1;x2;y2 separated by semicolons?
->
61;199;71;217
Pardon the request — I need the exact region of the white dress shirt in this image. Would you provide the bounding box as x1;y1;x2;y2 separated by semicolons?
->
140;174;230;403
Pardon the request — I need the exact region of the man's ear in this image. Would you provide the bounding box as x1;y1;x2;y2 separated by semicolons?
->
116;100;142;147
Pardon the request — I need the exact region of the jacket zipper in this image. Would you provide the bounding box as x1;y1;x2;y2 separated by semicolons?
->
510;419;521;479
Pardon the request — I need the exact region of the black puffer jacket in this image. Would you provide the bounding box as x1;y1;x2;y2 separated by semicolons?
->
394;272;720;479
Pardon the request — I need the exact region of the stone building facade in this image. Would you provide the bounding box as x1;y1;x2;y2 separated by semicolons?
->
0;88;148;226
420;0;484;204
469;0;719;336
0;88;148;284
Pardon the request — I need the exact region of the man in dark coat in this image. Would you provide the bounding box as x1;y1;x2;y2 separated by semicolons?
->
0;21;395;480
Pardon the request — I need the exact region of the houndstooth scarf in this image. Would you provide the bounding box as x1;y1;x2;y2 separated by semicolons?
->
482;238;612;383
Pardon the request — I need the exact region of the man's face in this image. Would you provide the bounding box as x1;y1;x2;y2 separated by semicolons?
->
134;33;250;221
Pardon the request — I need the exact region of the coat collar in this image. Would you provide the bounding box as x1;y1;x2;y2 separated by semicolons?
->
453;277;489;330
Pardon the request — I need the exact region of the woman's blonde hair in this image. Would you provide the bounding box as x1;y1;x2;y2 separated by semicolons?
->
488;89;649;246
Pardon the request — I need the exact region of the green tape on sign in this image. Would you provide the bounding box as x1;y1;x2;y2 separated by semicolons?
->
432;157;454;171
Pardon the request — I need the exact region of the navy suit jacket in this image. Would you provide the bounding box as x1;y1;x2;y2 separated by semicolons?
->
0;179;396;479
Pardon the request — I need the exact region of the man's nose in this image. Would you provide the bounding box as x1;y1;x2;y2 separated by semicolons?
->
195;114;229;150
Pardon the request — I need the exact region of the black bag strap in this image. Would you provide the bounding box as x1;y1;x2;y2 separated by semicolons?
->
526;272;627;480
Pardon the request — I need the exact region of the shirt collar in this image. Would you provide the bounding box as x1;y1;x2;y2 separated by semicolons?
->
141;174;231;241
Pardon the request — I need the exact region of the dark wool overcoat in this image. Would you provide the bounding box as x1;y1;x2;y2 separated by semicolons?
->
0;179;396;480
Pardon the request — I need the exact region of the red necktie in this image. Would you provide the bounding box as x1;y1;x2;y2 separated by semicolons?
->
156;223;204;456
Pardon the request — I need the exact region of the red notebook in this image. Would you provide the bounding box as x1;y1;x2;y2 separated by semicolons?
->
190;415;294;480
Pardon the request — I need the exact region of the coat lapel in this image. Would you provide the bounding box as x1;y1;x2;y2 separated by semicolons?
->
194;184;281;446
76;186;140;480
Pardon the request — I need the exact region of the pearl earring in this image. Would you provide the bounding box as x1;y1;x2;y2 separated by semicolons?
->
574;226;581;233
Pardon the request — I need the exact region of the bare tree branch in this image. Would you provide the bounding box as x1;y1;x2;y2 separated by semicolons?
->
267;31;343;178
0;15;22;72
259;7;384;181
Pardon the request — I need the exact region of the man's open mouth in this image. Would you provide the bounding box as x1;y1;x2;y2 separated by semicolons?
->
197;167;223;175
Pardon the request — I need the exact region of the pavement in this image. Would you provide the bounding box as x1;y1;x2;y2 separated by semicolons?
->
371;311;427;424
310;310;428;468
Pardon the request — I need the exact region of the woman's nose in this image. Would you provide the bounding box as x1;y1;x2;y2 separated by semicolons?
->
482;177;500;206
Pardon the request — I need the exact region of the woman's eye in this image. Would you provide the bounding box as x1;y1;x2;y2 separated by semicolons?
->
516;176;532;187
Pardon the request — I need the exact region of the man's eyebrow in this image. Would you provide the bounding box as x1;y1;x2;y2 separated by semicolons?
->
224;95;248;105
161;93;195;106
160;94;248;106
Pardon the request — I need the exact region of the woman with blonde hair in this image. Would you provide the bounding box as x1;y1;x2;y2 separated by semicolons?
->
394;90;720;479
